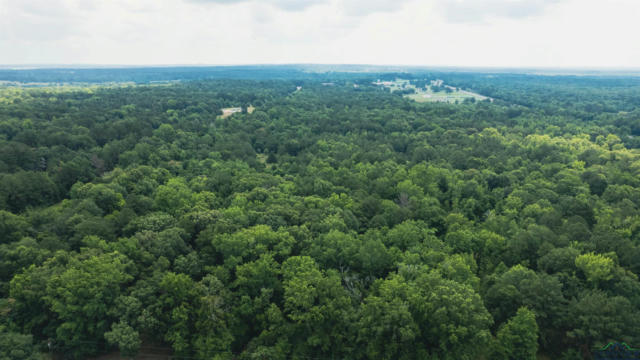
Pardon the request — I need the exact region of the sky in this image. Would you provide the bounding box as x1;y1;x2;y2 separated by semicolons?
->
0;0;639;68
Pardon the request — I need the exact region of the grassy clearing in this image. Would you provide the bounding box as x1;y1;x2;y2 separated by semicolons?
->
406;87;489;103
377;79;491;104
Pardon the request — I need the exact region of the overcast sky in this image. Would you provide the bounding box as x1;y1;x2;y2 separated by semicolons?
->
1;0;638;67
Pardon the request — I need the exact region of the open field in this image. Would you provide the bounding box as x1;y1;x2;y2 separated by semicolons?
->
406;87;490;103
376;79;491;103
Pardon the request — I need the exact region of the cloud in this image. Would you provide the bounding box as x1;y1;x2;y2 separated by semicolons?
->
188;0;413;14
342;0;414;16
1;0;638;67
188;0;325;11
0;0;82;42
437;0;563;23
248;3;357;44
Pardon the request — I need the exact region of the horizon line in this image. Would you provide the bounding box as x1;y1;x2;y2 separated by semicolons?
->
1;63;640;71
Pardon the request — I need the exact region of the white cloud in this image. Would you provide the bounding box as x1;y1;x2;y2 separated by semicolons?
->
189;0;325;11
188;0;413;14
0;0;638;67
436;0;563;23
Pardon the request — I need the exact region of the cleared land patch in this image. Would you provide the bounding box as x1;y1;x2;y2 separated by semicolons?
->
219;105;256;118
220;107;243;118
376;79;491;104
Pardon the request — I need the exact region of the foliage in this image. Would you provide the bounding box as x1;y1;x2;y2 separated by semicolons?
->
495;307;539;360
1;69;640;358
104;321;141;358
0;326;42;360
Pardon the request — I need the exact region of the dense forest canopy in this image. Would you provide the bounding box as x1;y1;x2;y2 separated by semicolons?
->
1;67;640;359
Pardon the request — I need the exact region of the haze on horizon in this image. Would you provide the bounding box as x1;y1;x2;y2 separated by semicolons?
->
1;0;639;68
